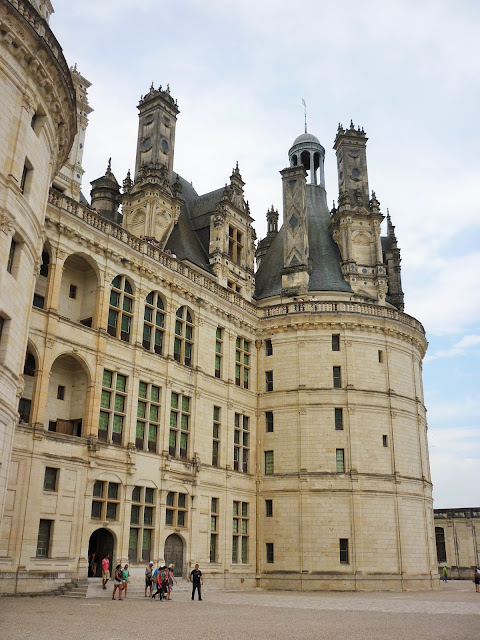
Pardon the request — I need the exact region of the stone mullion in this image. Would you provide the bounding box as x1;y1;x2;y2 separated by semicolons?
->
81;382;98;439
44;251;65;312
87;359;106;440
29;343;55;432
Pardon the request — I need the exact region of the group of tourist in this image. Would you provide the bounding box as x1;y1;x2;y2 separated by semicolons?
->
99;554;131;600
145;561;177;600
98;554;203;601
140;235;177;258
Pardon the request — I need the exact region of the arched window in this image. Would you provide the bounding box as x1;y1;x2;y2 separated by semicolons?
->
174;306;193;366
108;275;134;342
143;291;165;354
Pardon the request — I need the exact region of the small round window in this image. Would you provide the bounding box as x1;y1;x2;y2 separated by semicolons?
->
161;139;169;153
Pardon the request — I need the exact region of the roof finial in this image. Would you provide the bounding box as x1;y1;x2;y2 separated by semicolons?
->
302;98;307;133
106;157;112;174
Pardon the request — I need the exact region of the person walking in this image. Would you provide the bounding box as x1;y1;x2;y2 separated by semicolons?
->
122;563;130;597
101;553;110;590
145;561;154;597
167;564;177;600
112;564;124;600
152;564;161;599
189;563;203;601
160;565;169;600
442;566;448;582
475;567;480;593
90;552;97;577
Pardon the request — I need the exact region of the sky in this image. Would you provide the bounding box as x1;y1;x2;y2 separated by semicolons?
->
52;0;479;508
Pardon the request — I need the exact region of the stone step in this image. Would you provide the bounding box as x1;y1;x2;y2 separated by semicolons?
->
85;577;217;599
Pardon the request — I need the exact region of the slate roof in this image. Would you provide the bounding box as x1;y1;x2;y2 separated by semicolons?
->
165;174;224;273
254;184;352;299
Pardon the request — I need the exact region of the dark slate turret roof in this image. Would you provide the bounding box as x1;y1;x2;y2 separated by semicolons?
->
254;184;352;299
165;174;223;273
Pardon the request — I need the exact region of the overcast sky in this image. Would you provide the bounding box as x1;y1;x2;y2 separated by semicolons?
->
53;0;479;508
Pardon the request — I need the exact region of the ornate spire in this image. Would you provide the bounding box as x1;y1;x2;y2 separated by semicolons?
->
122;169;132;192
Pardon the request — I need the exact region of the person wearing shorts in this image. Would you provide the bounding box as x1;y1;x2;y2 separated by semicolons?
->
122;563;130;597
102;554;110;590
112;564;123;600
145;561;154;597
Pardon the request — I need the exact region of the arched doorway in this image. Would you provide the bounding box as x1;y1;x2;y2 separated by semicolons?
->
88;529;114;577
164;534;184;577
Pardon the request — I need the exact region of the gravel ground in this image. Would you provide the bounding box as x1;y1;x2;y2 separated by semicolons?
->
0;580;478;640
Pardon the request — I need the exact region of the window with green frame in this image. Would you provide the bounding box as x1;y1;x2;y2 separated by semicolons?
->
143;291;165;354
98;369;127;445
107;275;134;342
136;381;161;452
235;337;250;388
169;392;190;458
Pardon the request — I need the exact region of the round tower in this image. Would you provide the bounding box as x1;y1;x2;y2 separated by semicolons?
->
289;132;326;187
90;159;121;222
255;125;437;591
0;0;76;521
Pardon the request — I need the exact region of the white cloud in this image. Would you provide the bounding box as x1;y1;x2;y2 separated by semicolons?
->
429;427;480;507
50;0;480;509
425;335;480;362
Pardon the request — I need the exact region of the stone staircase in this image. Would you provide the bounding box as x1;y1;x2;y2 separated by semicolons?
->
60;578;89;598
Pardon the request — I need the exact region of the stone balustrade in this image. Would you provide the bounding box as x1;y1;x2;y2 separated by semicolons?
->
48;188;425;335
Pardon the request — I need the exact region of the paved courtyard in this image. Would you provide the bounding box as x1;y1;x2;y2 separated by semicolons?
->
1;580;478;640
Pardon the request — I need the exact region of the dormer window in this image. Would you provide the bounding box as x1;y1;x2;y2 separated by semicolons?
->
228;226;243;265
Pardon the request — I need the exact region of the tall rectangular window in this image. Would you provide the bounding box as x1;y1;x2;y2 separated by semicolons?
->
36;519;52;557
136;381;161;452
333;366;342;388
108;275;134;342
165;491;187;527
130;486;155;562
382;434;388;447
265;411;274;433
143;292;165;354
266;542;274;563
20;162;32;195
212;406;221;467
265;371;273;392
169;392;190;459
378;350;384;363
7;239;16;274
336;449;345;473
235;337;250;388
232;501;248;563
435;527;447;563
334;408;343;430
264;450;274;475
43;467;58;492
99;370;127;445
228;226;244;265
265;499;273;517
210;497;219;563
339;538;349;564
215;327;223;378
332;334;340;351
234;413;249;473
265;339;273;356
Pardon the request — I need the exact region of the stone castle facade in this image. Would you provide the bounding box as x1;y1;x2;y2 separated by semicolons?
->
0;0;438;593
